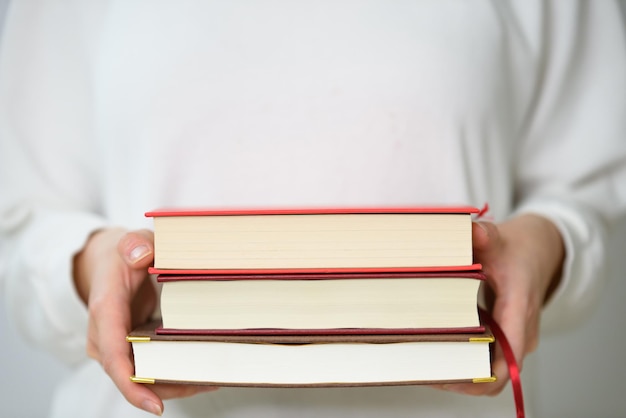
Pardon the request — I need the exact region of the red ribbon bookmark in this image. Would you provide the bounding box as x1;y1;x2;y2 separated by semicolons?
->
479;307;525;418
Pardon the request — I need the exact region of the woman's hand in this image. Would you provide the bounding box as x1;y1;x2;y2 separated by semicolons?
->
73;228;217;416
435;214;565;396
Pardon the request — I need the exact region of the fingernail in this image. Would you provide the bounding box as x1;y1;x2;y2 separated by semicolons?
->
129;245;150;263
141;400;162;416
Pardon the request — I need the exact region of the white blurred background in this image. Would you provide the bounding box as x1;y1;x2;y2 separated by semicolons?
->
1;1;625;417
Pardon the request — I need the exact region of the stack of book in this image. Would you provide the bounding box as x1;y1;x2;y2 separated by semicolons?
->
128;207;495;387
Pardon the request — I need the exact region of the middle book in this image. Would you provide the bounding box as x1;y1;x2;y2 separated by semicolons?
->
157;271;485;335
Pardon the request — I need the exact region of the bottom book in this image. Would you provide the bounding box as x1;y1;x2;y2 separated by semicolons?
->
127;321;496;387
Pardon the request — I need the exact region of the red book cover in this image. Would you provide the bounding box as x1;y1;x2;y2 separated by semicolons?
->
147;206;480;274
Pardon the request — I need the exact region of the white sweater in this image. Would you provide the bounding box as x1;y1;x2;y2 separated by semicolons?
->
1;1;625;417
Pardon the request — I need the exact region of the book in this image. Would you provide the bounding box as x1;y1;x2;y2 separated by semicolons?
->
146;206;480;274
127;320;495;387
157;271;486;333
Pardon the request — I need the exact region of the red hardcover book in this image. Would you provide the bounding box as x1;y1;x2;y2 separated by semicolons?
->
156;271;486;334
128;320;495;387
146;206;480;275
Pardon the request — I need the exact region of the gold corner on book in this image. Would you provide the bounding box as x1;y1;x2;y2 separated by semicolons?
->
126;336;151;343
130;376;156;384
472;376;497;384
469;336;496;343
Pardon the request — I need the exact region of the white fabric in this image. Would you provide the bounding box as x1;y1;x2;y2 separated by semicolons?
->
1;1;625;417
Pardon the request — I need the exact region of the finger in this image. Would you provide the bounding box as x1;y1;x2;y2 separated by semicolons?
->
90;271;165;415
430;340;508;396
87;246;160;414
130;275;158;328
473;221;527;366
486;341;510;395
430;380;505;397
472;222;506;284
86;331;100;362
525;325;540;354
478;293;529;397
472;222;501;254
118;229;155;268
151;384;219;400
430;323;511;397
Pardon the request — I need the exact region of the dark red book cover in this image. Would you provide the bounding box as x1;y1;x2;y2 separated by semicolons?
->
156;270;486;282
149;264;483;275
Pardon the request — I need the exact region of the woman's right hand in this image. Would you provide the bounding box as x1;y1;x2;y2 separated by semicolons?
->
73;228;217;416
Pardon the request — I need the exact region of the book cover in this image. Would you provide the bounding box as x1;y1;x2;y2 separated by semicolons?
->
128;320;495;387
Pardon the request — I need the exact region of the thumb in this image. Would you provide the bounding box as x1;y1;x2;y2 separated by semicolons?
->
117;229;155;269
472;221;503;255
491;293;528;371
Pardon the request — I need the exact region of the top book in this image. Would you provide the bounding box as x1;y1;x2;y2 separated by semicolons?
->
146;206;480;274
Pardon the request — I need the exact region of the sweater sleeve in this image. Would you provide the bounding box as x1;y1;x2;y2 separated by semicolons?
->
0;1;107;364
512;1;626;331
